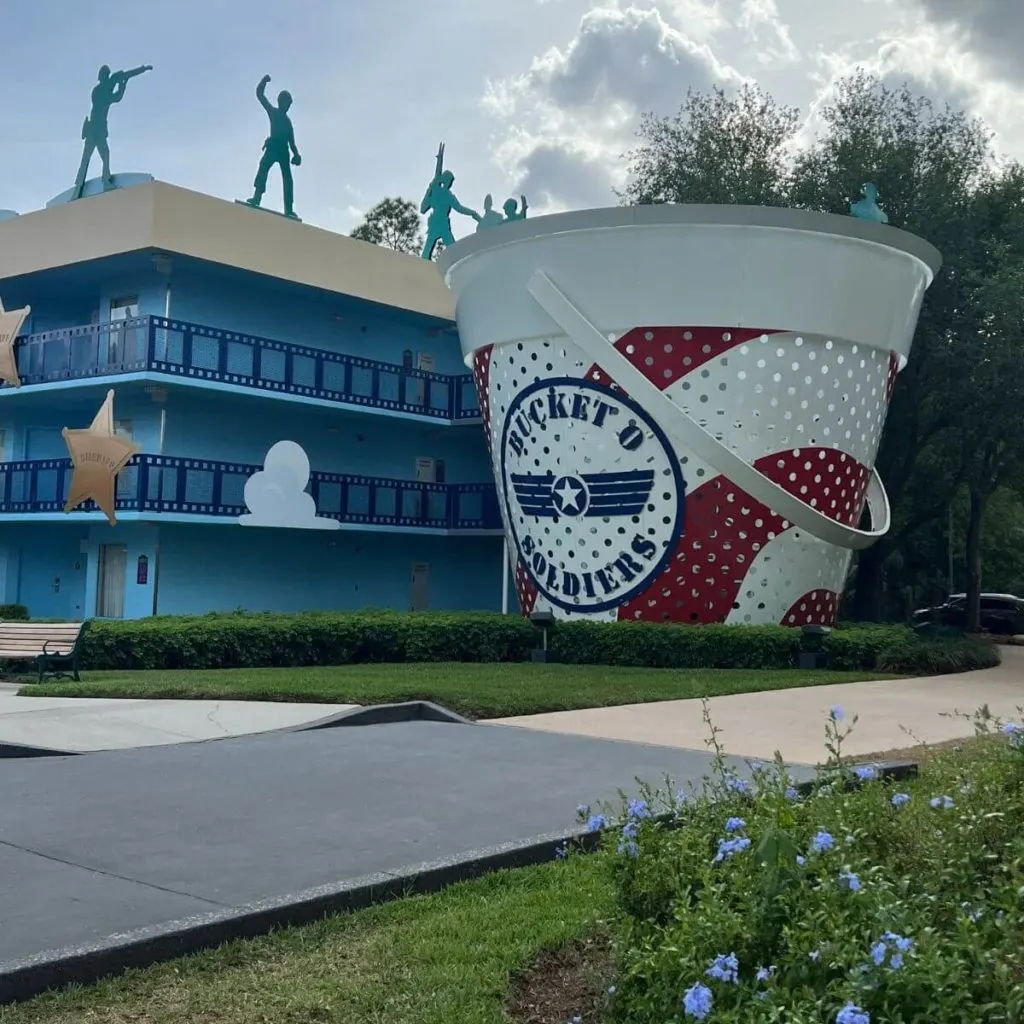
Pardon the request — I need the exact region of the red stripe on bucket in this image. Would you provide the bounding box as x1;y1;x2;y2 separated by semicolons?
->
515;559;539;616
472;345;494;453
615;445;871;626
585;325;780;393
782;590;840;627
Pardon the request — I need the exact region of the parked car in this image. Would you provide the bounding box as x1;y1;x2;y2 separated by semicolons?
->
911;592;1024;635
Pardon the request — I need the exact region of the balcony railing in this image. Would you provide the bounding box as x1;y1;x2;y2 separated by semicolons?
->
0;456;502;531
8;316;481;421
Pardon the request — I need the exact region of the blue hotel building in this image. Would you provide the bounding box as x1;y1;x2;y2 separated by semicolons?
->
0;179;511;620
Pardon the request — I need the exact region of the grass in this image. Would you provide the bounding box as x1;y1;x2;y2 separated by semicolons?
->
18;663;892;720
0;858;613;1024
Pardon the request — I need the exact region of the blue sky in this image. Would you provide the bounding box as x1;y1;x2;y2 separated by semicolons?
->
2;0;1022;239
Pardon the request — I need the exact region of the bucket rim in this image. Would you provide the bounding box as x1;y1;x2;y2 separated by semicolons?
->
437;203;943;281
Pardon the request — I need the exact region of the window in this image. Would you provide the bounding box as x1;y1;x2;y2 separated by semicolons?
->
114;421;134;497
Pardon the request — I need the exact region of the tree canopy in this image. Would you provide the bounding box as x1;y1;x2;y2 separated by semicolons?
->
350;197;423;256
624;70;1024;626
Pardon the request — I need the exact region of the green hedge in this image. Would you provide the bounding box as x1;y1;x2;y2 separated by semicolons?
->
0;604;29;621
74;610;1000;676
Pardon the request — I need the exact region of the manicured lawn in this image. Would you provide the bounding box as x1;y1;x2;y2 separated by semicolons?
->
20;663;891;720
0;858;612;1024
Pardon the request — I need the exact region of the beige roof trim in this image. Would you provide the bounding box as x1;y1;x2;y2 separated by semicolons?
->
0;181;456;321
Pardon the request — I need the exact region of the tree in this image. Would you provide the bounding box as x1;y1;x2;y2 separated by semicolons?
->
789;71;993;620
623;83;799;207
945;165;1024;628
350;197;423;256
625;71;997;621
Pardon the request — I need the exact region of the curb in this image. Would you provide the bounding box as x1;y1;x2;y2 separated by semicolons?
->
0;741;79;759
292;700;474;731
0;757;919;1005
0;827;599;1005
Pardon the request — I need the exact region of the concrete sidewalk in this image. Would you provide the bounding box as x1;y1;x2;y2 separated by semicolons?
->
486;648;1024;763
0;719;774;993
0;685;349;752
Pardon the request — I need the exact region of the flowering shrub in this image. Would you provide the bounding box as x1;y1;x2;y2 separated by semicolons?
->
576;704;1024;1022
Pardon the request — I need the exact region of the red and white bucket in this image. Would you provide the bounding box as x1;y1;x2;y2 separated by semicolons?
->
438;206;941;626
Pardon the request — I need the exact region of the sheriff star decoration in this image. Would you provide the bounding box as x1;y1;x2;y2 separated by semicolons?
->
62;389;140;525
0;298;30;389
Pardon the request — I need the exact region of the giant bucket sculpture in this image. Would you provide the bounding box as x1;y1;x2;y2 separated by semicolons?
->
438;205;942;626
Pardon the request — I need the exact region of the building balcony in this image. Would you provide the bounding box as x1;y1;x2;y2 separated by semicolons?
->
0;455;503;533
7;316;481;422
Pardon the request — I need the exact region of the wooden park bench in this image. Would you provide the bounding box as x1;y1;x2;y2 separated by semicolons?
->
0;621;90;683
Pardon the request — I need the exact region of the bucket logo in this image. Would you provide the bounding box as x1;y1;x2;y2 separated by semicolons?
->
500;377;686;613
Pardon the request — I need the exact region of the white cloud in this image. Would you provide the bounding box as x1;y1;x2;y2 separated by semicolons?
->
917;0;1024;83
797;21;1024;162
484;3;747;212
738;0;800;67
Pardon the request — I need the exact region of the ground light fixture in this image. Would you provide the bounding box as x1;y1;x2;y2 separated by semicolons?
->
799;623;833;670
529;609;555;663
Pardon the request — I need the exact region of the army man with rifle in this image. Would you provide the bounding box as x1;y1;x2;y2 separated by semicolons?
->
73;63;153;200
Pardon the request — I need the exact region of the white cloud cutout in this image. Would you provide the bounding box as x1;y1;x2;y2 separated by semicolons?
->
239;440;340;531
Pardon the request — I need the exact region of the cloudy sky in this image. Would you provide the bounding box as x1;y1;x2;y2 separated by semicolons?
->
2;0;1022;239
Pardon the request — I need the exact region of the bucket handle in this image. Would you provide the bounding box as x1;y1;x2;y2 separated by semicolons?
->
527;271;890;552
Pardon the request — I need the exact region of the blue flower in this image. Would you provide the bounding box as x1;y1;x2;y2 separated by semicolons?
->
622;820;639;840
853;765;877;781
811;830;835;853
706;952;739;984
871;932;913;970
883;932;913;953
831;705;845;722
682;981;714;1020
627;798;651;819
839;868;861;892
724;816;746;833
575;804;588;817
725;775;751;795
675;789;689;806
586;814;607;833
713;836;751;863
751;761;766;773
555;842;568;859
963;902;984;923
930;795;954;810
891;792;910;807
617;837;639;858
836;1002;870;1024
809;949;821;961
607;985;616;995
1002;721;1023;735
785;786;800;801
796;855;807;866
755;965;775;982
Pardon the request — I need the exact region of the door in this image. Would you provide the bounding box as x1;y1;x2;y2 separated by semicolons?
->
411;563;430;611
108;295;140;368
0;427;6;462
96;544;127;618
